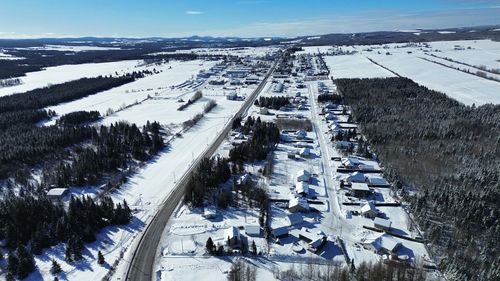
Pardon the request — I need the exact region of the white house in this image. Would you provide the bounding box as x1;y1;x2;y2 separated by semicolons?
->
360;201;378;218
259;107;269;115
296;169;311;182
351;182;371;197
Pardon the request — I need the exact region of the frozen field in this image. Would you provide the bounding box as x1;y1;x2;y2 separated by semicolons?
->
47;60;216;117
152;46;279;57
0;59;143;97
316;39;500;105
324;55;395;79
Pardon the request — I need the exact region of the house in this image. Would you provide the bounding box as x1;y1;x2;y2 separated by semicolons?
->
273;83;284;93
298;104;308;111
296;169;311;182
288;196;310;213
299;147;311;158
234;132;245;140
203;206;217;219
226;92;238;100
363;234;401;255
259;107;269;115
325;113;336;120
335;140;352;149
295;181;309;196
245;225;261;237
287;152;297;159
237;173;251;185
324;102;336;109
46;188;69;201
225;226;241;246
347;172;366;183
245;75;260;84
374;217;392;231
341;157;361;169
360;201;378;218
271;226;289;239
351;182;372;197
295;130;307;139
286;213;303;227
298;227;327;252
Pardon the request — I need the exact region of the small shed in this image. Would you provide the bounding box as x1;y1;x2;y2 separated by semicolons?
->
245;225;261;237
374;217;392;231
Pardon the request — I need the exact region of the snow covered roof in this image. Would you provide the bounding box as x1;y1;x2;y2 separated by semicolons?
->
351;182;370;192
286;213;303;226
374;217;392;230
299;147;311;156
225;226;240;240
271;226;289;237
288;196;309;211
203;206;217;218
374;235;401;253
367;176;388;185
295;130;307;138
299;227;325;245
245;225;261;236
295;181;309;195
360;201;377;214
348;172;366;183
296;169;311;182
46;188;68;197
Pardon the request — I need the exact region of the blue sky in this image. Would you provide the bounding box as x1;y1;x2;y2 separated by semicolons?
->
0;0;499;38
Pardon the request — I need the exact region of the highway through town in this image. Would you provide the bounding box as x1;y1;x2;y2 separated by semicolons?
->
125;57;280;281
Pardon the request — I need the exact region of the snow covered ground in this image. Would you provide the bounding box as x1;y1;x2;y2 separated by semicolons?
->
14;45;123;52
47;60;216;118
151;46;280;57
310;40;500;105
0;59;143;97
324;55;395;79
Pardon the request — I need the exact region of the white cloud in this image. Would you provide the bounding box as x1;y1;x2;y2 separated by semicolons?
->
186;10;204;15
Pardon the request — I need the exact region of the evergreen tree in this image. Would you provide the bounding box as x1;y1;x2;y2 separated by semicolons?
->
50;259;62;274
16;245;35;279
206;237;215;254
97;251;105;265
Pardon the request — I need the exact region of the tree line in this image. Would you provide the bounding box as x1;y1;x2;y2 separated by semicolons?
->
255;96;290;110
0;194;131;279
336;77;499;281
229;116;280;162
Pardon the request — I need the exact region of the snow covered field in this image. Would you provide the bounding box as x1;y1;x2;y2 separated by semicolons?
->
313;40;500;105
15;44;123;52
47;60;216;117
324;55;395;79
0;59;143;97
152;46;280;57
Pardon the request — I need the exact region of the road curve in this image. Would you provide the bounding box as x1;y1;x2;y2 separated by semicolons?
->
125;58;279;281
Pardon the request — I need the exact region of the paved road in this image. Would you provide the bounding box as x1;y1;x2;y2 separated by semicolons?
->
125;58;279;281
